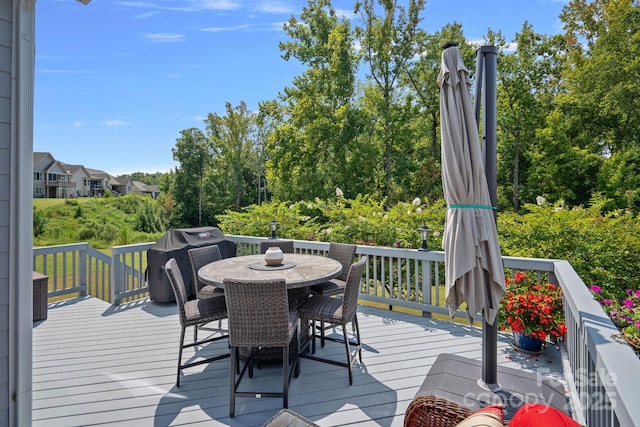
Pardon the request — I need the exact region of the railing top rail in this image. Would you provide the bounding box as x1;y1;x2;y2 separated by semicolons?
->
555;260;640;427
111;242;154;254
33;242;89;252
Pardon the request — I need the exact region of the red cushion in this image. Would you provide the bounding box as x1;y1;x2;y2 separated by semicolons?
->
510;403;582;427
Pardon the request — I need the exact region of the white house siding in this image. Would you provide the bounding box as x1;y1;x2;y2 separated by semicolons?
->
32;152;53;198
69;166;90;197
2;1;35;425
0;3;12;424
44;162;73;198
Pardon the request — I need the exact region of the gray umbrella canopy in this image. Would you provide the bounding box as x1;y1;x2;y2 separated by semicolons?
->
438;46;505;324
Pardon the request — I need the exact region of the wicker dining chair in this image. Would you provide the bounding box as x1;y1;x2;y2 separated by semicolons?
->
188;244;225;300
223;277;300;417
309;242;357;297
188;245;227;340
298;257;367;385
309;243;357;347
164;258;229;387
259;240;295;254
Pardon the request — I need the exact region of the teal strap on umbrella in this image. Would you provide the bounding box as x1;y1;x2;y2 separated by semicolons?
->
448;204;497;210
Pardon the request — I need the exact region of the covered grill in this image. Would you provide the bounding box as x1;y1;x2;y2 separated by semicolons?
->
147;227;236;302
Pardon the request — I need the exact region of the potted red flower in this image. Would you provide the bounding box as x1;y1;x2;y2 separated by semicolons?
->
498;271;568;352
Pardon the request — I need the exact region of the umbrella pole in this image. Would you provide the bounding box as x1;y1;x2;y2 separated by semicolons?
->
476;46;499;386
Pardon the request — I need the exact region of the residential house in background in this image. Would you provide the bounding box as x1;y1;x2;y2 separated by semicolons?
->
33;152;160;198
61;163;91;197
32;153;75;198
84;167;113;197
131;180;160;198
111;177;133;197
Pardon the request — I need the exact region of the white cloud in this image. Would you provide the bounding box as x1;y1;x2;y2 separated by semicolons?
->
133;11;160;19
143;32;185;42
104;119;132;127
202;23;252;32
117;0;240;12
201;22;284;32
253;1;295;14
196;0;241;10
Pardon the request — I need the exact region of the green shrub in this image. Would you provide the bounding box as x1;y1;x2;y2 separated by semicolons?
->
216;195;446;250
33;207;47;237
498;199;640;299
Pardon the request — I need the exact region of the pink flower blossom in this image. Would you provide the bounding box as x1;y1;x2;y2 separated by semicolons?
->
590;285;601;293
623;299;634;307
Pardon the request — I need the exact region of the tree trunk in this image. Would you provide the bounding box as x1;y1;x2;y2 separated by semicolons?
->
513;131;520;213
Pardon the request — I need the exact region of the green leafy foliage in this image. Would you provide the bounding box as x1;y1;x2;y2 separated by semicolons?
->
33;207;47;237
33;195;167;248
217;195;445;252
498;199;640;298
219;195;640;297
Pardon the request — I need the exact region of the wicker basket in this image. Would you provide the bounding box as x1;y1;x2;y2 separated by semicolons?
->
404;395;473;427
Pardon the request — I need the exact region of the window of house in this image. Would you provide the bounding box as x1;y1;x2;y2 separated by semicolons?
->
34;172;42;181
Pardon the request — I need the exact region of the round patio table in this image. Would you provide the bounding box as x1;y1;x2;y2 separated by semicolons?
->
198;253;342;362
198;253;342;289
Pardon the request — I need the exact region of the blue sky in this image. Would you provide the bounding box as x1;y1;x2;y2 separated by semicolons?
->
34;0;566;176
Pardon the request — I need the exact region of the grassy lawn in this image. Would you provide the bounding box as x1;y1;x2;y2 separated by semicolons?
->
33;197;92;210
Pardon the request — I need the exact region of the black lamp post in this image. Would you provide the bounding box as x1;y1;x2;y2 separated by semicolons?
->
269;220;278;239
417;224;430;251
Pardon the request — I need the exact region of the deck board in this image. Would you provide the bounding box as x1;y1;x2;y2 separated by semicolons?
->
33;296;566;426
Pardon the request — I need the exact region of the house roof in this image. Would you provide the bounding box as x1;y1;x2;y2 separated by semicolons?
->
84;168;111;180
113;177;132;185
60;163;89;176
33;152;51;165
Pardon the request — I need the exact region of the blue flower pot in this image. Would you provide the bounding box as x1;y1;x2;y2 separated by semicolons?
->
512;332;544;353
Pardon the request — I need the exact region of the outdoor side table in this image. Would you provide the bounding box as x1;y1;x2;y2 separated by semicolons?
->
32;271;48;322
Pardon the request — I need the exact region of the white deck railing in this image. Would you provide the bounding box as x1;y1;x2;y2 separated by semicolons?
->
33;235;640;426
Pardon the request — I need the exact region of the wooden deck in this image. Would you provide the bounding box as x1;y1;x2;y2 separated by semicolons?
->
32;297;566;427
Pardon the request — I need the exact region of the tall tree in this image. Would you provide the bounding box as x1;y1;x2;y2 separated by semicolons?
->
559;0;640;154
171;128;211;226
205;101;257;211
496;24;565;211
354;0;426;206
265;0;365;201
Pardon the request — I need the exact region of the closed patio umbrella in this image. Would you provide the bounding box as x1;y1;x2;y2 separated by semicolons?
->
438;45;505;326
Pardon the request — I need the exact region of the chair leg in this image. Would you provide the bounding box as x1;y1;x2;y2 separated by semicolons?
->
177;327;186;387
229;346;237;417
282;345;289;408
342;324;353;385
353;315;362;363
294;329;300;378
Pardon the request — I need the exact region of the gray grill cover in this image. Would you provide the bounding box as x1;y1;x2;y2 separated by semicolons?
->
147;227;237;302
